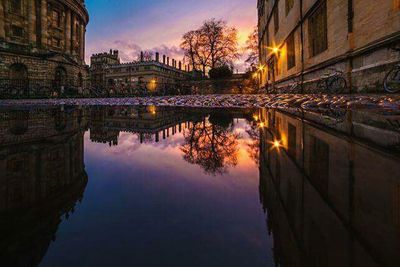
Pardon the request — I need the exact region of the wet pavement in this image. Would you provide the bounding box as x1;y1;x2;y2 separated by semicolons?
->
1;94;400;114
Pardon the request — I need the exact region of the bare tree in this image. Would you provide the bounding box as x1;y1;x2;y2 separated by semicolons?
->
181;30;201;71
244;27;259;67
181;19;240;76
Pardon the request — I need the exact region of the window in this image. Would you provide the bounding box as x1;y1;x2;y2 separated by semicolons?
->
52;10;61;28
309;136;330;197
11;25;23;37
10;0;22;14
287;33;296;70
274;8;279;34
286;0;294;15
288;123;296;158
52;37;61;47
309;2;328;56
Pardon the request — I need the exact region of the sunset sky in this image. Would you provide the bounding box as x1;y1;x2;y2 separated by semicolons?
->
85;0;257;71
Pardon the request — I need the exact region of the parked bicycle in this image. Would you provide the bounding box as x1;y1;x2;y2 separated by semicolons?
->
287;75;302;94
384;48;400;93
317;68;347;94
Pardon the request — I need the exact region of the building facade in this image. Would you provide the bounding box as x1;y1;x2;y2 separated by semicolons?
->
0;0;89;96
90;51;193;95
257;0;400;93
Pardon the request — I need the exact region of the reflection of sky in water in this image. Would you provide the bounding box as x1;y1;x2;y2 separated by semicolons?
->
39;119;274;267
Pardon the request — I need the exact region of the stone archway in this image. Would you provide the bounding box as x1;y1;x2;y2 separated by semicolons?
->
54;66;67;90
9;63;28;93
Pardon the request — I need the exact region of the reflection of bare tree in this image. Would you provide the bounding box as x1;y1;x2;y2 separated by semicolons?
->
246;123;260;165
181;117;240;175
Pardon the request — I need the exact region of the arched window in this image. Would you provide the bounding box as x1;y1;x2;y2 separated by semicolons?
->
78;72;83;87
8;111;29;135
9;63;28;90
54;66;67;88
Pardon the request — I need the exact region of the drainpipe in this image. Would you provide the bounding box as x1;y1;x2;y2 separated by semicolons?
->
347;0;354;93
300;0;305;94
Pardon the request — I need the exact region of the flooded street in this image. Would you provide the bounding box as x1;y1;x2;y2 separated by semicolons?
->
0;106;399;266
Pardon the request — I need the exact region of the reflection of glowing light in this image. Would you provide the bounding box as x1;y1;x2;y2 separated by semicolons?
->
148;105;156;115
253;115;259;121
253;73;258;79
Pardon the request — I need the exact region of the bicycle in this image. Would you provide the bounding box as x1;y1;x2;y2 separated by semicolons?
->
317;68;347;94
287;75;302;94
384;48;400;93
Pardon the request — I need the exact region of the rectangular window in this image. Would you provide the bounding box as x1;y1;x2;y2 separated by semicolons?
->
287;33;296;70
11;0;22;14
274;8;279;34
309;136;330;197
52;10;61;28
52;37;61;47
286;0;294;15
11;25;23;37
309;2;328;56
288;123;296;158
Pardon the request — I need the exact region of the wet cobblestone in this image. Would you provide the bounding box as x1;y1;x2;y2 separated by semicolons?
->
1;94;400;113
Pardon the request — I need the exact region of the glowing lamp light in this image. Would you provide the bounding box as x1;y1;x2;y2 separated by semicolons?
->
253;115;259;121
259;122;265;128
273;140;281;149
272;47;280;54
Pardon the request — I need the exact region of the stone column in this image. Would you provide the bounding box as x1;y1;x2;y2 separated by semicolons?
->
71;14;76;55
0;0;6;39
65;9;71;54
40;0;47;47
80;24;85;61
28;0;37;45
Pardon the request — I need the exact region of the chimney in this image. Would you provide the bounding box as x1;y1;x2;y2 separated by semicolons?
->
179;61;182;70
155;52;160;62
167;57;170;66
140;51;144;62
109;49;112;54
163;55;166;64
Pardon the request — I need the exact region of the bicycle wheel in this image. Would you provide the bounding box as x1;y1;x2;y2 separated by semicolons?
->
328;76;347;94
384;67;400;93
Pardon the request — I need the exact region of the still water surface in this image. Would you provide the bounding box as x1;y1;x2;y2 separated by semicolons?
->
0;106;399;267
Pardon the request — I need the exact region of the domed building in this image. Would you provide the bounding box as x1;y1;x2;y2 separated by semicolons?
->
0;0;89;96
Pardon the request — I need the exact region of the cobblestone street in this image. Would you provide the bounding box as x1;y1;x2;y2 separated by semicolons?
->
1;94;400;113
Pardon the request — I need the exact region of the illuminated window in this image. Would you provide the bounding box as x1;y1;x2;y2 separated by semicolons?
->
309;2;328;56
286;0;294;15
287;33;296;70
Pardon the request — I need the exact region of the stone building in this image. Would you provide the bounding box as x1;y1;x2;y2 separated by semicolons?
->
257;0;400;93
0;0;89;96
90;51;193;95
256;108;400;266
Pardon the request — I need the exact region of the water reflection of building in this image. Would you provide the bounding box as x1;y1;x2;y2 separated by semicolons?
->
257;108;400;266
0;107;88;267
89;106;195;145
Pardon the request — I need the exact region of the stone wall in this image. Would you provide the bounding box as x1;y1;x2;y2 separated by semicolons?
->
258;0;400;93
